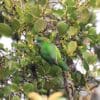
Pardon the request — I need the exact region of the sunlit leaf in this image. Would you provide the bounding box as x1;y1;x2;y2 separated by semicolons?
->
88;27;96;35
67;26;79;36
50;31;57;41
96;0;100;8
34;18;47;33
4;0;13;11
77;8;90;24
82;51;97;64
66;41;77;56
15;5;24;18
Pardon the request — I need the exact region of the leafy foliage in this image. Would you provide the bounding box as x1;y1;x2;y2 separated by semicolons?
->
57;21;69;34
0;23;12;37
0;0;100;99
34;18;47;33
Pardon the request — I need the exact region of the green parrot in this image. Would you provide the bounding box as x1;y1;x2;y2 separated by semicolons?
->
34;37;69;71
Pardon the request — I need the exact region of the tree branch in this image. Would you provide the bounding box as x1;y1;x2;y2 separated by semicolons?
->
62;71;73;100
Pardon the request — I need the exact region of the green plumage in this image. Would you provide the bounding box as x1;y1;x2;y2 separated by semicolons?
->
34;37;69;71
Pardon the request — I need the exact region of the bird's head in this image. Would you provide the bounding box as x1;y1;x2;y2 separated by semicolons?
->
33;36;50;46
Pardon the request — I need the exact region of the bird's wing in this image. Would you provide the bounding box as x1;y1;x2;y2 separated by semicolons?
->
40;43;62;64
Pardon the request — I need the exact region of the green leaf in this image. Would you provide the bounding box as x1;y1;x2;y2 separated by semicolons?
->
0;23;12;37
96;69;100;77
82;51;97;64
15;5;24;18
3;86;12;97
66;41;77;56
38;0;48;6
71;71;85;86
0;43;4;49
97;34;100;44
8;61;20;71
57;21;69;34
96;0;100;8
31;26;37;34
65;0;75;6
67;6;77;20
23;13;34;24
25;3;41;17
88;27;96;35
11;83;19;92
83;59;89;71
4;0;13;11
87;27;97;44
0;90;4;98
67;26;79;36
77;8;90;24
53;9;65;18
45;76;63;90
13;75;22;84
32;5;41;17
10;19;20;31
50;31;57;42
89;0;96;7
34;18;47;33
12;96;20;100
20;57;30;67
0;68;10;81
23;83;35;94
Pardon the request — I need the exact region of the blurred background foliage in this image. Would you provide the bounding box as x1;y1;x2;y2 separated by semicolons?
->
0;0;100;99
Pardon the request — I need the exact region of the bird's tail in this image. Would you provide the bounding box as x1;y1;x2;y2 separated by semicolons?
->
59;61;69;71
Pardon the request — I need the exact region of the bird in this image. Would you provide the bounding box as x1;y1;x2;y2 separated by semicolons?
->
33;36;69;71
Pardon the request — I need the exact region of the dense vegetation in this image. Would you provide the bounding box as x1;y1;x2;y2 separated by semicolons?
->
0;0;100;99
